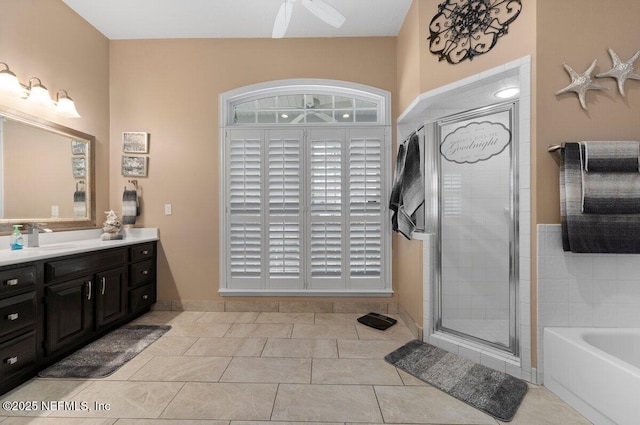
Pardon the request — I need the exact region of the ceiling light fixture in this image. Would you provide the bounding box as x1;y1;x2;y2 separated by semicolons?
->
55;90;81;118
0;62;23;95
342;113;350;118
494;87;520;99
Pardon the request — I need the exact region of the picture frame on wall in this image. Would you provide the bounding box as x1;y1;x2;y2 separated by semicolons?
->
122;131;149;154
72;157;86;178
122;155;148;177
71;139;86;155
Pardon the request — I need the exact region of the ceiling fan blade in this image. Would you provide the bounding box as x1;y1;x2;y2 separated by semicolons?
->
300;0;345;28
272;0;295;38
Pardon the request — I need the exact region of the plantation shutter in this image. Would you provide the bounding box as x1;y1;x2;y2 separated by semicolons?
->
227;129;263;289
266;130;303;289
223;126;389;294
308;129;345;290
348;128;385;289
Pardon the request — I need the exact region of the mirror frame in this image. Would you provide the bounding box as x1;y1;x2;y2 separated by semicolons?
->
0;104;96;232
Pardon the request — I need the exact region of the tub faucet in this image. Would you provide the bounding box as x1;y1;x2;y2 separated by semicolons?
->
27;223;52;248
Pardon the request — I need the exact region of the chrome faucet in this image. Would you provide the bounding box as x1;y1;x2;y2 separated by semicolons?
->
27;223;52;248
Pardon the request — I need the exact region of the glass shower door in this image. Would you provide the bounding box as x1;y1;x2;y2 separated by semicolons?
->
436;103;517;353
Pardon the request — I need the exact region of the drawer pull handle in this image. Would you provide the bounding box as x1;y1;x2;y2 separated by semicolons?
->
141;270;149;275
142;294;149;300
7;313;18;321
5;279;18;286
5;356;18;365
87;281;92;301
141;250;149;255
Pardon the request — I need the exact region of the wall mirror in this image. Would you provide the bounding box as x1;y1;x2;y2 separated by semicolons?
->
0;105;95;232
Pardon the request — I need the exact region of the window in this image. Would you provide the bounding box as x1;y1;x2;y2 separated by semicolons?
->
220;80;391;296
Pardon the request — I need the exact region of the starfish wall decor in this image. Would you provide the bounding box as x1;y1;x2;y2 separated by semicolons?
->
555;60;608;110
596;48;640;97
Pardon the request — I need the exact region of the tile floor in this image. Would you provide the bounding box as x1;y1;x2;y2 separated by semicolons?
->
0;311;593;425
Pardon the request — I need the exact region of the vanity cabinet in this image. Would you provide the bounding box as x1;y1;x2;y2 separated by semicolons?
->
128;243;156;315
0;264;38;395
0;240;157;396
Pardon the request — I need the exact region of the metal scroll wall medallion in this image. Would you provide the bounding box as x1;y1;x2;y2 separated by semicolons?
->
428;0;522;64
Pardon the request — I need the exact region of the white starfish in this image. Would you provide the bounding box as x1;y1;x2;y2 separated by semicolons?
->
596;48;640;96
555;60;608;109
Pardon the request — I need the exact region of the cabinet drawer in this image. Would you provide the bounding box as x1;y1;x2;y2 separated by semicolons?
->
0;266;36;296
45;249;127;282
129;283;154;314
0;292;37;339
130;260;153;287
0;331;37;383
130;243;154;262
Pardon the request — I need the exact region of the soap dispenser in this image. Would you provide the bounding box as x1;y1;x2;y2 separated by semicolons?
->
10;225;24;250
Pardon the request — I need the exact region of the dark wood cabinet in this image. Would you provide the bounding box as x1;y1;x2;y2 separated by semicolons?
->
95;267;128;328
0;264;39;395
0;240;157;396
45;276;94;354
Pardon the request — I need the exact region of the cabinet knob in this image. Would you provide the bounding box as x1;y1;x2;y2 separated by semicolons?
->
7;313;18;321
5;356;18;365
141;250;149;255
141;270;149;275
5;278;18;286
142;294;149;300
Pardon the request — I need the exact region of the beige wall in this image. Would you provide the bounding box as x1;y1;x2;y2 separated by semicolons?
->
0;0;110;226
536;0;640;223
109;38;398;303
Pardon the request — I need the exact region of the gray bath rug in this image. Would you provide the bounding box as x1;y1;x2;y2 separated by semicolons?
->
385;339;528;422
39;324;170;379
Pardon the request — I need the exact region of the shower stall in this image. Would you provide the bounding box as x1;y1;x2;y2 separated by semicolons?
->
424;102;519;355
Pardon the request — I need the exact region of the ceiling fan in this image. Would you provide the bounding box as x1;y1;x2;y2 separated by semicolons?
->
272;0;346;38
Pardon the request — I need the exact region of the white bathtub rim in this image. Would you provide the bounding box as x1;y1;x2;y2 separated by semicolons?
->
545;327;640;380
544;327;640;425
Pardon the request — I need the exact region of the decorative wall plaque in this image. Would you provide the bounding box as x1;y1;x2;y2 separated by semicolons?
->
428;0;522;64
440;120;511;164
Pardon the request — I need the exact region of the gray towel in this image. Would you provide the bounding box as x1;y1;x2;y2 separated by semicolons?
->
583;141;640;172
122;189;138;225
73;190;86;217
390;134;424;239
581;141;640;214
561;142;640;253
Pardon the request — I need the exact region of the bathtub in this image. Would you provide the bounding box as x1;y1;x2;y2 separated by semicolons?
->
544;327;640;425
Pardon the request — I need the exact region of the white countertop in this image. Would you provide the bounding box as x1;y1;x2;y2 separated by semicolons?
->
0;228;159;267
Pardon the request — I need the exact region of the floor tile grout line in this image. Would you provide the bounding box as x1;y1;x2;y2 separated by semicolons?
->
153;380;187;420
269;382;280;421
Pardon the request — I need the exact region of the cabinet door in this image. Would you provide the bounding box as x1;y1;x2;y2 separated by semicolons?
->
45;277;93;355
95;267;128;329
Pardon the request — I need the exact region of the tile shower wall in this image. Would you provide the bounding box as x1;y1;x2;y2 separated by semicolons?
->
537;223;640;382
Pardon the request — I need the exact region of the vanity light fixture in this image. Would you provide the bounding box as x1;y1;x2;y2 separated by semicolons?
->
0;61;82;118
26;77;55;107
0;62;23;95
494;87;520;99
55;90;81;118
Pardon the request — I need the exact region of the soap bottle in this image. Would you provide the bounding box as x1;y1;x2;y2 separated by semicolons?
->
10;225;23;250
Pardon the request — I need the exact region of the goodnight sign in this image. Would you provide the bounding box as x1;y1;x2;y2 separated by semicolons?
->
440;121;511;164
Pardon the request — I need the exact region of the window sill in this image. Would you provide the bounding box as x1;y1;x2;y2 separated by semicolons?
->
219;288;394;297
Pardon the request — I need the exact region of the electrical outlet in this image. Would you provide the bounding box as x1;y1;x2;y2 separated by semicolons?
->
51;205;59;218
164;204;172;215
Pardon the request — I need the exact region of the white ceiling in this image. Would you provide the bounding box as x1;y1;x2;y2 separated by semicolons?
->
62;0;414;40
